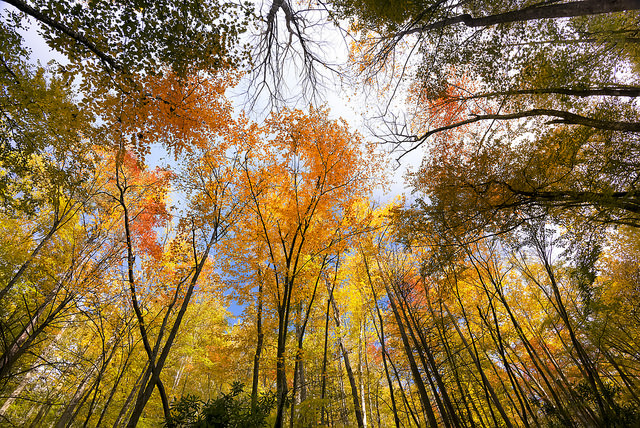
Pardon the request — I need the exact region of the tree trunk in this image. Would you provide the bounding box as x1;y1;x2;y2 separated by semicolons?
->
0;217;61;302
443;301;514;428
95;339;136;427
0;291;71;380
320;280;333;426
126;219;220;427
251;270;264;411
362;252;401;428
329;283;365;428
113;362;148;428
376;259;438;427
274;286;291;428
397;284;461;428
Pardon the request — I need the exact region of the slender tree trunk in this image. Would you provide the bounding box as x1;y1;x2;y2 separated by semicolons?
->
320;290;331;426
290;303;303;428
388;356;421;427
55;365;97;428
0;217;61;302
362;252;400;428
397;284;461;428
113;362;148;428
0;291;71;380
443;301;514;428
0;374;29;417
602;348;640;406
126;220;219;427
479;302;535;427
530;233;614;422
438;321;477;428
321;260;339;426
289;260;323;428
274;280;292;428
79;338;122;428
95;340;136;427
493;283;577;425
0;317;70;417
329;287;365;428
119;183;172;425
467;258;538;428
377;261;437;427
394;291;451;428
251;270;264;411
336;350;348;424
28;400;52;428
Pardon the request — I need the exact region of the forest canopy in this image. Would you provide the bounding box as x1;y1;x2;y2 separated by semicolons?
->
1;1;640;427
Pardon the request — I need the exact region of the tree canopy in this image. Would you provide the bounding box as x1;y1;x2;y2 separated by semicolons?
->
1;1;640;427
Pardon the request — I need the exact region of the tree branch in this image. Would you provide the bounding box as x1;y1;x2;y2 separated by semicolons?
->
411;0;640;34
2;0;121;70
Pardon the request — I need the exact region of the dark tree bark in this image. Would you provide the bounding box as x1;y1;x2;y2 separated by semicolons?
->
328;278;366;428
0;290;73;381
403;108;640;158
250;268;265;412
376;257;438;427
443;300;514;428
289;258;325;428
452;86;640;100
361;252;401;428
116;166;172;424
320;283;333;426
413;0;640;33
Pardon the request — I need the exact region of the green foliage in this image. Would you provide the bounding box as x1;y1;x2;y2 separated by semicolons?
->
332;0;432;28
20;0;254;78
0;22;93;216
168;383;276;428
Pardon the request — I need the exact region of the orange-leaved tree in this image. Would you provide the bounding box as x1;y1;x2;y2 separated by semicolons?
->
234;106;381;427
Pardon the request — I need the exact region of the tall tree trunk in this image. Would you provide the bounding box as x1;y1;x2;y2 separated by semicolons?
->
117;166;172;425
321;258;340;426
113;362;148;428
95;339;137;427
289;259;323;428
126;218;219;427
362;252;401;428
251;269;264;411
0;216;63;301
397;283;462;428
434;305;478;428
443;301;514;428
0;317;70;417
377;258;438;427
274;278;292;428
55;365;97;428
328;283;365;428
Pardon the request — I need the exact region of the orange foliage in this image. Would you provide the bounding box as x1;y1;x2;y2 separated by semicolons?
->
101;70;237;159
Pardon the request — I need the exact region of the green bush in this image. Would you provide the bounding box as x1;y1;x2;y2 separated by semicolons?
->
167;382;276;428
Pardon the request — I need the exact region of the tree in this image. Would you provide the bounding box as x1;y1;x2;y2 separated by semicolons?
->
236;106;380;427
